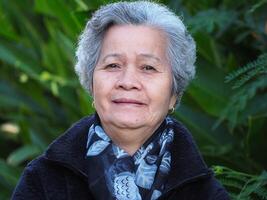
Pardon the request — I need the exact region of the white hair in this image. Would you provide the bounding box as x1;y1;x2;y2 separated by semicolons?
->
75;1;196;104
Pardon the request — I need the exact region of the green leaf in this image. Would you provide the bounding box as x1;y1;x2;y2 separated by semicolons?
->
187;64;230;117
34;0;81;39
0;3;18;41
0;159;21;187
175;104;229;146
7;145;42;167
188;9;237;34
0;41;41;79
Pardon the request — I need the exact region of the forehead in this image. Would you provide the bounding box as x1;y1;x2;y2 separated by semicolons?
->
100;25;168;60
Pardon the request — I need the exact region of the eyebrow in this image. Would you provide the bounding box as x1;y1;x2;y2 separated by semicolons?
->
100;53;162;63
138;53;161;62
101;54;123;63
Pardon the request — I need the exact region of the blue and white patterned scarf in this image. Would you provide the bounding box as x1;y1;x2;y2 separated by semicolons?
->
86;116;174;200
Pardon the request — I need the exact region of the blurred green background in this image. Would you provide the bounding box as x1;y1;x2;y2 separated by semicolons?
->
0;0;266;199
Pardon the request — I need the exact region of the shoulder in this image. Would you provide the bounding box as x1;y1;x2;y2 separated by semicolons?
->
192;176;230;200
193;176;230;200
166;116;230;199
166;175;230;200
11;156;48;199
195;176;230;200
12;155;91;200
56;115;95;140
44;114;95;160
169;116;204;162
12;115;96;200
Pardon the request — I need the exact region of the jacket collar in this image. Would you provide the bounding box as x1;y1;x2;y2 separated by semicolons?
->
44;114;210;187
165;118;211;191
44;115;95;180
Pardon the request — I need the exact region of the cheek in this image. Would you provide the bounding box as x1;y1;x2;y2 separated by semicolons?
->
93;73;115;100
149;77;172;94
92;74;104;100
148;78;172;100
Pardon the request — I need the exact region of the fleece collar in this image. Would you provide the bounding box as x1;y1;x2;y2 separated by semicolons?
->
44;115;95;180
44;114;211;188
165;118;212;191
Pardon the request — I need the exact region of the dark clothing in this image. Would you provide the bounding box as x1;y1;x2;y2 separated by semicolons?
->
86;116;175;200
12;115;229;200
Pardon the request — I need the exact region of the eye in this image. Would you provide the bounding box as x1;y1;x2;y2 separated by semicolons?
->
105;63;120;70
143;65;156;71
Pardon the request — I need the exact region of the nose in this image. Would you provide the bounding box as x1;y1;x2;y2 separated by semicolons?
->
115;66;142;91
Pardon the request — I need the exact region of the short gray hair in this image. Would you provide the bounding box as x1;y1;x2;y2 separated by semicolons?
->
75;1;196;103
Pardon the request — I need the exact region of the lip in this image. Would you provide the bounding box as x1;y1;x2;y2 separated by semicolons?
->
112;98;146;105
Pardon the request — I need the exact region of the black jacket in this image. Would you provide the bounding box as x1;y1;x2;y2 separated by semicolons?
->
12;115;229;199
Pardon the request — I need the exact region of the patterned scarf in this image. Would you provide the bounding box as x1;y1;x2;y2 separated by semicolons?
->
86;116;174;200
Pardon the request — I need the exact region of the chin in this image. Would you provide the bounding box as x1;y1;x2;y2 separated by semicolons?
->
111;113;147;128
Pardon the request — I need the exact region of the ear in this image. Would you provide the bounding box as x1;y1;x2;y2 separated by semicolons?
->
169;94;177;109
90;77;94;97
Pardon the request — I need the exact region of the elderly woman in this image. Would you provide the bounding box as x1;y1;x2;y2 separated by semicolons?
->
12;1;229;200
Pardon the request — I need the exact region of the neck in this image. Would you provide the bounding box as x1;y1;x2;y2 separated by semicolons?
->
101;123;161;155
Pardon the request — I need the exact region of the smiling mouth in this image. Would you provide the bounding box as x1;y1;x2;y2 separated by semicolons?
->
112;98;146;106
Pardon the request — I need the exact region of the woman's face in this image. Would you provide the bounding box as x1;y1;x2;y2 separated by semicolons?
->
93;25;176;131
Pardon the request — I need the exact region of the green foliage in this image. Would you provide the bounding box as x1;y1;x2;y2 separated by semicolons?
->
214;53;267;131
214;166;267;200
225;53;267;89
0;0;266;199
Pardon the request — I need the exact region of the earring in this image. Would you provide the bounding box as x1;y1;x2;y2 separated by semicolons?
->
169;107;175;114
91;101;95;108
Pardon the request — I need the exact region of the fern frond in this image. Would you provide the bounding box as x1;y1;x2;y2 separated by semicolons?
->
226;174;250;182
254;187;267;200
238;178;261;198
232;65;266;89
213;53;267;130
225;53;267;83
213;166;254;178
212;166;267;200
219;178;244;189
213;75;267;130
